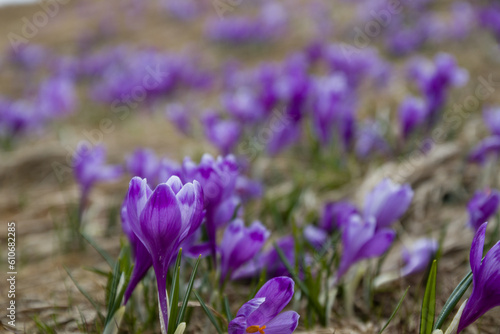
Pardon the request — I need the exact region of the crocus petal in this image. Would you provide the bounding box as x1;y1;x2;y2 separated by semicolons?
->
138;183;182;257
247;276;295;325
126;177;153;241
263;311;300;334
470;223;487;275
175;180;204;240
166;175;184;194
304;225;328;250
356;229;395;260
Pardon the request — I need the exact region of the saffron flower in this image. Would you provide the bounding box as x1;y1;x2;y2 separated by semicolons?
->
401;238;438;277
458;223;500;333
125;176;204;333
467;189;500;232
219;219;269;282
337;215;395;280
363;178;414;229
228;276;300;334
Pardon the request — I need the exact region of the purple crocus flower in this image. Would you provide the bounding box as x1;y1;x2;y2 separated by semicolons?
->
219;219;270;282
467;189;500;232
121;204;152;304
398;96;427;139
222;88;266;123
182;154;240;258
202;112;241;155
401;238;438;277
228;276;299;334
337;215;395;280
320;201;358;232
355;119;391;160
236;176;263;202
363;178;414;229
73;144;123;219
165;103;191;135
304;225;328;250
126;148;160;186
125;176;203;332
483;106;500;137
478;4;500;41
458;223;500;333
37;75;77;117
468;136;500;164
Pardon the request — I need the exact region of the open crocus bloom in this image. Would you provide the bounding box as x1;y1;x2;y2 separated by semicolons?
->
458;222;500;333
228;276;299;334
125;176;204;333
467;189;500;232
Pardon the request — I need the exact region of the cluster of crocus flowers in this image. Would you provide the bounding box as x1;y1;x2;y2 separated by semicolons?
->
467;189;500;232
124;176;204;333
228;276;299;334
457;222;500;332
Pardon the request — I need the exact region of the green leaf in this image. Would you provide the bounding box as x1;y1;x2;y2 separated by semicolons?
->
193;290;223;334
420;260;437;334
177;255;201;326
223;295;232;322
433;270;473;330
169;248;183;310
167;266;181;334
274;243;326;325
378;286;410;334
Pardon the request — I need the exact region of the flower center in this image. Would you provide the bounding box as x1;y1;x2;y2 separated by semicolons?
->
246;325;266;334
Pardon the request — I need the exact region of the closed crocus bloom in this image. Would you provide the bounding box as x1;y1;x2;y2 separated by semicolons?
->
355;119;391;160
320;201;359;232
228;276;299;334
458;223;500;333
182;154;240;258
483;106;500;137
363;178;414;229
337;215;395;280
468;136;500;164
401;238;438;277
37;75;77;117
125;176;203;333
219;219;269;282
398;96;427;139
467;189;500;232
304;225;328;250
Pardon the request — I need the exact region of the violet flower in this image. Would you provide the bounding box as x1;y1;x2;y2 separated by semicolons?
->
467;189;500;232
468;136;500;165
126;148;160;186
228;276;299;334
320;201;358;232
483;106;500;137
37;75;77;117
398;96;427;139
363;178;414;229
458;223;500;333
202;112;241;156
304;225;328;250
337;215;395;280
401;238;438;277
182;154;240;258
73;144;123;219
355;119;391;160
219;219;269;282
125;176;204;333
165;103;191;135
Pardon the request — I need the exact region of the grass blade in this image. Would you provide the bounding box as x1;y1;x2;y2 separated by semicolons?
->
193;290;223;334
167;266;181;334
64;266;104;322
433;270;473;330
420;260;437;334
81;232;115;267
274;243;326;325
223;295;232;322
177;255;201;326
169;248;183;310
378;286;410;334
